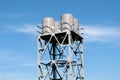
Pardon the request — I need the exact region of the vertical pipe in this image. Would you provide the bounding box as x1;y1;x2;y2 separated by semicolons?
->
37;36;40;80
68;32;73;80
52;43;56;79
79;41;84;80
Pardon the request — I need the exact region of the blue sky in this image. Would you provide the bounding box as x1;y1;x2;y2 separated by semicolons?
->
0;0;120;80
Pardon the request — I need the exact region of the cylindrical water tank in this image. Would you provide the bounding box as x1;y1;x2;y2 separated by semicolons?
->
42;17;55;34
54;22;61;33
61;14;74;32
73;18;79;33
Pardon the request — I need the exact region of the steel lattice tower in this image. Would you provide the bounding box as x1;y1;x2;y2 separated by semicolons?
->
37;14;84;80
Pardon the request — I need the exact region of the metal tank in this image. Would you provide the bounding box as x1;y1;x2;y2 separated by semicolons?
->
61;14;74;32
54;22;61;33
42;17;55;34
73;18;79;33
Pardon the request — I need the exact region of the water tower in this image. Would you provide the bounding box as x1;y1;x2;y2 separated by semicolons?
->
37;14;84;80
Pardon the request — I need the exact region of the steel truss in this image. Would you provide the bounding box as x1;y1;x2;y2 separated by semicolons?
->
37;31;84;80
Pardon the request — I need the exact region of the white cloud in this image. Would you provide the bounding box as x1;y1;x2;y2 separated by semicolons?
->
14;24;36;34
4;24;36;35
81;25;120;43
15;24;120;43
5;24;120;43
